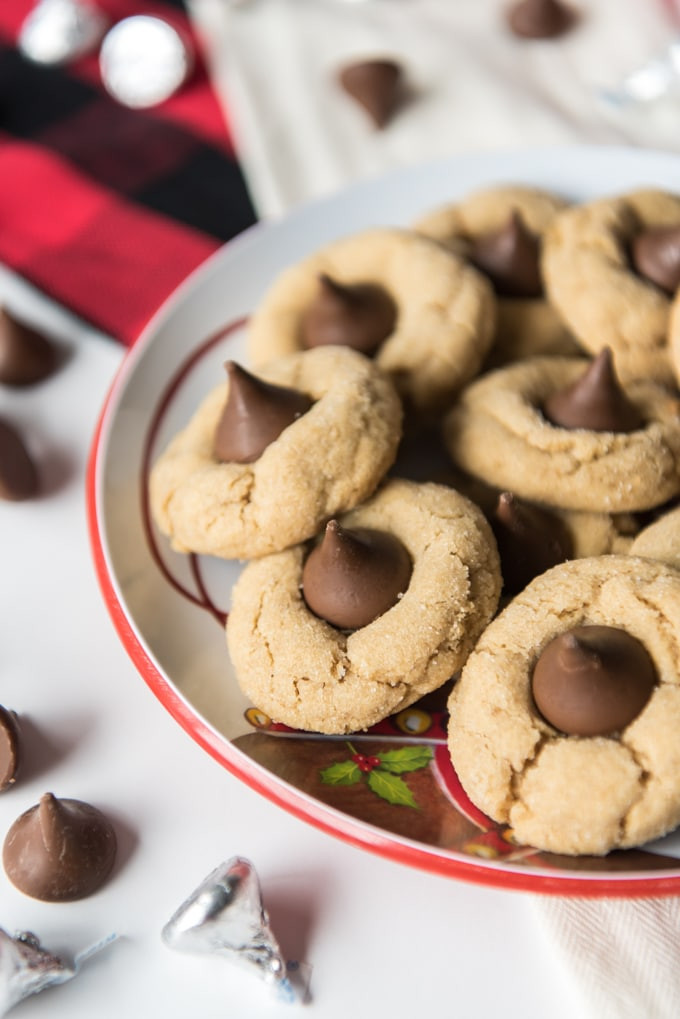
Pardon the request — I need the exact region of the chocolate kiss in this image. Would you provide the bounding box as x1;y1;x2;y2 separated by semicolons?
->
469;211;543;298
506;0;574;39
300;273;397;356
0;309;58;386
338;59;403;128
0;706;21;791
492;492;572;595
532;625;657;736
213;362;313;464
542;348;643;433
302;519;412;630
0;417;39;501
630;224;680;295
2;792;117;901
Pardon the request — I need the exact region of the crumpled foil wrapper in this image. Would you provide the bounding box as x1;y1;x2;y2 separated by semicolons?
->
0;929;117;1016
18;0;108;65
162;857;296;1002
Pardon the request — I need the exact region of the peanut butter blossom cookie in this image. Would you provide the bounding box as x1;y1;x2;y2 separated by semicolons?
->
443;351;680;512
543;188;680;385
149;346;402;559
247;227;496;416
227;479;502;734
414;184;579;365
629;504;680;571
448;555;680;856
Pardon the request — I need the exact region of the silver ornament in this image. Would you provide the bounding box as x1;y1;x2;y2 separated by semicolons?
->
18;0;108;65
99;15;193;109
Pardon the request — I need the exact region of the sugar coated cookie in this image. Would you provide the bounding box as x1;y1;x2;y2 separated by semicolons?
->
442;355;680;512
448;555;680;855
227;479;502;734
247;227;495;416
543;189;680;384
150;346;402;559
415;184;579;365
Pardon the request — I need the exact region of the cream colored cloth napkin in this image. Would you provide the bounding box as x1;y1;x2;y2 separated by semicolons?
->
189;0;680;218
535;895;680;1019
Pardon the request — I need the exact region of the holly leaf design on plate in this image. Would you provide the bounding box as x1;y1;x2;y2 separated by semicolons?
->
367;769;418;808
376;746;433;774
320;760;361;786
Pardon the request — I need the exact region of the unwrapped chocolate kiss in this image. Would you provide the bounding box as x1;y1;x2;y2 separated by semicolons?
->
214;361;313;464
542;348;643;432
302;519;412;630
532;624;657;735
469;211;543;298
300;273;396;355
2;792;117;902
338;59;404;128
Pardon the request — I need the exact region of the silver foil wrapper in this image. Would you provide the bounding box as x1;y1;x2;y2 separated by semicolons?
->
99;15;193;109
162;857;294;1001
0;930;72;1016
600;40;680;106
18;0;108;65
0;929;118;1016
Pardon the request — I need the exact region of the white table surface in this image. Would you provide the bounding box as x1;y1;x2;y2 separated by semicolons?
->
0;266;587;1017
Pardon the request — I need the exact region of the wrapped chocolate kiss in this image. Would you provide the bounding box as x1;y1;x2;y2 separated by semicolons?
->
162;857;300;1002
0;929;118;1016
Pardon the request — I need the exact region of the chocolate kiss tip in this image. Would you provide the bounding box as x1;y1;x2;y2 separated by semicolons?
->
542;347;642;433
562;631;602;664
470;210;542;298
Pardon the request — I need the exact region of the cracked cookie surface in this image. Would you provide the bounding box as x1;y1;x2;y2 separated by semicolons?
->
543;189;680;385
414;184;579;365
448;555;680;855
247;227;495;417
442;356;680;512
226;479;502;734
149;346;402;559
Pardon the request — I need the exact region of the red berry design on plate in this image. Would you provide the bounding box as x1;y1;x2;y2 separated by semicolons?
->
321;742;433;808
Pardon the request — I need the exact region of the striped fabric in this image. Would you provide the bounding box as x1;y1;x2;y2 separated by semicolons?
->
0;0;257;344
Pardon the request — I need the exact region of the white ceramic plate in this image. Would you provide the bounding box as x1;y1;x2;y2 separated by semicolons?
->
88;145;680;896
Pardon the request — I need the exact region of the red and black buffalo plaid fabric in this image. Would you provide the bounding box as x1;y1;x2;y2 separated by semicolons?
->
0;0;257;344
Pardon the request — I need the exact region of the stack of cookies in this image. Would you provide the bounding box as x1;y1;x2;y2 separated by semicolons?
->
150;183;680;857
